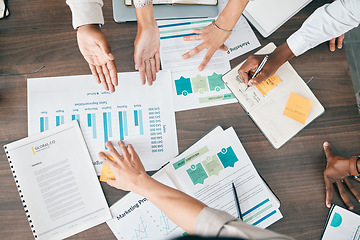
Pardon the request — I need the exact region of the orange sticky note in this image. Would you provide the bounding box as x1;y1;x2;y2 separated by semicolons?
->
256;74;281;95
283;92;313;124
100;154;115;182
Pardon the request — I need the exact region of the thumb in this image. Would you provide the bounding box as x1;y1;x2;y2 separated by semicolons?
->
134;50;143;70
219;44;228;51
98;39;114;61
107;178;117;188
323;142;334;159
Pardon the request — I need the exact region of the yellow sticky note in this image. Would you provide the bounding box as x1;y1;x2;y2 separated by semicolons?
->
256;74;281;95
283;92;313;124
100;154;116;182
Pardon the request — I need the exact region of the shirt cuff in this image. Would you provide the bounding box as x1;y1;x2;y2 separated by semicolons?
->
286;31;309;57
195;207;236;237
134;0;152;8
66;1;104;29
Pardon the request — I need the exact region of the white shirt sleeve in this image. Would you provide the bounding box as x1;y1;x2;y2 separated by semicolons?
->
287;0;360;56
66;0;153;29
66;0;104;29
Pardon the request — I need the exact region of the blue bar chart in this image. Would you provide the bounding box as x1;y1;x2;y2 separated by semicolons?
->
56;115;64;126
134;110;144;135
103;112;113;149
118;111;128;141
28;71;178;174
72;114;80;122
87;113;97;139
40;116;49;132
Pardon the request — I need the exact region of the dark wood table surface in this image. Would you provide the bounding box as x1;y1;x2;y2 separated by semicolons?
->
1;0;360;239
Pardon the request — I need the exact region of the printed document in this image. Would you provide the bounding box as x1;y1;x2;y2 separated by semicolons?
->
3;122;111;240
28;71;178;174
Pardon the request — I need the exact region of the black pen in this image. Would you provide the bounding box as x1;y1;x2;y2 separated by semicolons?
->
232;182;243;220
244;55;269;91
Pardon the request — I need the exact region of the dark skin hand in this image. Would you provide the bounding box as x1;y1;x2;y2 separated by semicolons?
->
238;43;295;87
323;141;360;210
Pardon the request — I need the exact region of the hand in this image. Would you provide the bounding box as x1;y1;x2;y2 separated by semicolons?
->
134;5;160;86
77;24;118;92
329;34;345;52
238;43;295;87
323;141;360;209
182;22;230;71
328;0;344;52
99;141;149;193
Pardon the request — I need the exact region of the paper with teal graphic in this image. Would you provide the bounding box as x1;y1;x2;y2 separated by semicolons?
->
186;163;208;185
168;127;283;229
322;205;360;240
158;18;238;111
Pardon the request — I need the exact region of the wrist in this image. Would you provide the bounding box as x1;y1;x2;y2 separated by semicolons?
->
78;24;100;31
135;4;156;30
131;173;155;195
270;42;295;68
350;155;360;177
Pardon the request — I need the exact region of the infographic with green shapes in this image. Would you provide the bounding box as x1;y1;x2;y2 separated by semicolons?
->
174;77;192;96
190;75;209;93
202;155;223;176
168;127;283;229
217;147;238;168
208;73;225;91
186;163;208;185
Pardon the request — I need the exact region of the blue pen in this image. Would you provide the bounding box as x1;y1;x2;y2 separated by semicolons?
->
244;55;269;91
232;182;243;220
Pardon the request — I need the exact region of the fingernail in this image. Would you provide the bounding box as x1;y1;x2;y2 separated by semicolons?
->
349;206;354;210
181;55;186;60
323;142;329;147
326;203;331;208
338;45;342;49
198;67;203;71
108;53;114;60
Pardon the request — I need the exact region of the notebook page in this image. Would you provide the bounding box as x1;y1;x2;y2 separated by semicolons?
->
4;122;111;240
250;77;324;149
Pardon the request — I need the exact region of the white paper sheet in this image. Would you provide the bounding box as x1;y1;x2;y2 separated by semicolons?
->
322;205;360;240
4;122;111;240
107;173;184;240
27;71;178;174
218;0;261;60
167;127;282;229
158;18;237;111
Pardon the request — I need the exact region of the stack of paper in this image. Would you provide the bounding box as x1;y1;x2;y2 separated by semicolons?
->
106;126;282;239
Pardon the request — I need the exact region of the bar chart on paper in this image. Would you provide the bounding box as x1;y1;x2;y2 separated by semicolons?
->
28;71;178;175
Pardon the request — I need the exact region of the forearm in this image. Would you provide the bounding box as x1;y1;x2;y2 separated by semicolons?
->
287;0;360;56
134;174;206;234
268;42;295;68
135;3;156;30
215;0;249;31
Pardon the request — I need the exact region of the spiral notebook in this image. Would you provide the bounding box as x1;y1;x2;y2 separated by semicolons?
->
3;121;111;240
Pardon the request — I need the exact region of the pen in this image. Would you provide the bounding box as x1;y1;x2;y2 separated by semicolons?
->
244;55;269;91
232;182;243;220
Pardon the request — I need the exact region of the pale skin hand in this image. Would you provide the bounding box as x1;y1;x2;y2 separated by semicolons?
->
134;4;160;86
323;141;360;210
77;24;118;92
182;0;249;71
99;141;206;234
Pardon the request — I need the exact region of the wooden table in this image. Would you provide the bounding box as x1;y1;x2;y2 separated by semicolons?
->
1;0;360;239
